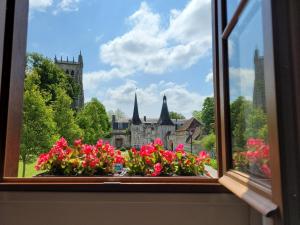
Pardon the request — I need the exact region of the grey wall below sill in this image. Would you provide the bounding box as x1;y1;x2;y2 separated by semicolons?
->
0;192;262;225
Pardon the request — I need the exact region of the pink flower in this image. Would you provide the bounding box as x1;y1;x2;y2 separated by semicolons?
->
162;151;174;163
56;137;68;149
198;151;210;161
114;150;125;164
261;145;270;158
260;164;271;178
151;163;162;176
74;139;82;147
176;144;184;151
82;145;93;155
154;138;163;146
154;163;162;173
96;139;103;148
247;138;264;147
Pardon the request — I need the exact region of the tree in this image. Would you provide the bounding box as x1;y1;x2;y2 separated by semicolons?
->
244;107;268;140
230;96;252;148
192;110;202;122
26;53;80;105
52;88;83;143
169;111;185;120
199;133;216;152
20;72;58;177
201;97;215;134
76;98;111;144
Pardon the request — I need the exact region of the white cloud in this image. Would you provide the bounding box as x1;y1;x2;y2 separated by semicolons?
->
29;0;53;11
97;80;209;118
29;0;80;14
229;67;255;100
85;0;212;85
53;0;80;14
205;71;213;82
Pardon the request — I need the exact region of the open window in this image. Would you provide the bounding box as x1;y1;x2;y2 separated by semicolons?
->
1;0;300;224
0;0;221;189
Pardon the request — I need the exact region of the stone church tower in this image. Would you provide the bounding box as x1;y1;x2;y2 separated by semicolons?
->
253;49;266;112
54;51;84;110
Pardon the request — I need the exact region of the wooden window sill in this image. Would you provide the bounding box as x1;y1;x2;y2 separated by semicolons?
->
219;171;277;216
0;177;229;193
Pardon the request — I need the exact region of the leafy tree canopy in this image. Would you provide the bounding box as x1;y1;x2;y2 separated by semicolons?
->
26;52;79;104
77;98;111;144
20;72;59;177
201;97;215;134
169;111;185;120
52;87;83;143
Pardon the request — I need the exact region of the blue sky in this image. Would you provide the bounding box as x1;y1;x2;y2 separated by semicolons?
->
27;0;214;118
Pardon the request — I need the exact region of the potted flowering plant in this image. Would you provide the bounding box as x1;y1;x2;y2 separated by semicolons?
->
233;138;271;178
35;138;124;176
35;137;211;177
125;138;211;176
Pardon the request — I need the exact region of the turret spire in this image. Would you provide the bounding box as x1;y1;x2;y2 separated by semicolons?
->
78;50;83;65
132;93;142;125
158;95;174;125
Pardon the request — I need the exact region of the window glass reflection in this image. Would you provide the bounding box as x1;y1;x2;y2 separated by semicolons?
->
226;0;241;21
228;0;271;181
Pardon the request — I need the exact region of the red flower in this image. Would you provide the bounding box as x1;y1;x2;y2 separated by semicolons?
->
154;163;162;173
151;163;162;176
260;164;271;178
82;145;93;155
247;138;264;147
74;139;82;147
176;144;184;151
154;138;163;146
162;151;174;163
261;145;270;158
56;137;68;149
198;151;209;161
114;150;125;164
96;139;103;148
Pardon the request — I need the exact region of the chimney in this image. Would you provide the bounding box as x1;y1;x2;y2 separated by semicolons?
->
144;116;146;122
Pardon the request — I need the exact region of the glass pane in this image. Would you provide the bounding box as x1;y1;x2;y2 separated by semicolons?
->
11;0;217;178
228;0;271;182
226;0;241;21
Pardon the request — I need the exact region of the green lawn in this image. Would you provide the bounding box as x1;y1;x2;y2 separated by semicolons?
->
18;160;40;177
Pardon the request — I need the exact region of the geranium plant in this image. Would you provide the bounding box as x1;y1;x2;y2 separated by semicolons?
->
35;137;211;177
35;138;124;176
233;138;271;178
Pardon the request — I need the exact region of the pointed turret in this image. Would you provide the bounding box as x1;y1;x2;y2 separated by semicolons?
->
158;95;174;125
132;93;142;125
78;50;83;66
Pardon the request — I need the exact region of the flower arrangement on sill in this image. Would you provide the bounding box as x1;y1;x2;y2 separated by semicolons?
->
233;138;271;178
35;137;211;177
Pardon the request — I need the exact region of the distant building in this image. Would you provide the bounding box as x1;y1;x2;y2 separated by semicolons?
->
110;94;204;151
54;52;84;110
131;94;176;150
253;49;266;111
175;117;203;152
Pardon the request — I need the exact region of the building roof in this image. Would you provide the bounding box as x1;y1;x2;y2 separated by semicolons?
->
176;117;201;132
157;95;174;126
132;93;142;125
186;126;202;143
